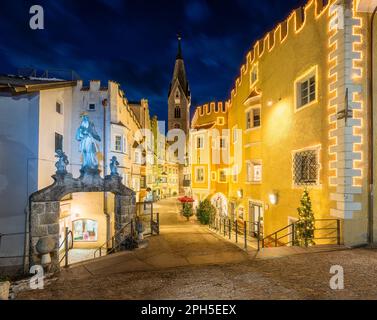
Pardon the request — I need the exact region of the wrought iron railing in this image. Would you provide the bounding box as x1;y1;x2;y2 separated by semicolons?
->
135;202;160;236
209;217;263;251
93;220;136;259
262;219;341;248
0;232;28;260
59;228;73;268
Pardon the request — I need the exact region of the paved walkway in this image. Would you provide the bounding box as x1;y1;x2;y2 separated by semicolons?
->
18;198;377;300
35;198;249;282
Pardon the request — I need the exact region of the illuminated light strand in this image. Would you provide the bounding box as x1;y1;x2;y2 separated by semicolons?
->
350;0;364;187
230;0;335;104
327;0;341;187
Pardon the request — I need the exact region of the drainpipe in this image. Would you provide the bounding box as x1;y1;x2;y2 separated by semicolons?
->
368;7;377;245
102;98;111;250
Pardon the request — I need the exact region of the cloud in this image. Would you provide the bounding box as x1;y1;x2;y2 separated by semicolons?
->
185;0;210;23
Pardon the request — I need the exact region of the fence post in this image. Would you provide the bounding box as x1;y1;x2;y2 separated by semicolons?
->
223;219;226;237
244;221;247;250
235;221;238;243
64;227;69;268
228;220;231;240
337;219;340;245
157;213;160;235
275;233;278;247
257;222;260;251
292;223;295;246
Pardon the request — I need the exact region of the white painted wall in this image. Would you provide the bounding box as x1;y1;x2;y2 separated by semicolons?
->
0;93;40;269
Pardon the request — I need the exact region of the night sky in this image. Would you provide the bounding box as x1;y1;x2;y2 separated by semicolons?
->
0;0;306;121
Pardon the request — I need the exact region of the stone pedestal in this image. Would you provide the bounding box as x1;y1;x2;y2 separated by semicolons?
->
0;281;10;300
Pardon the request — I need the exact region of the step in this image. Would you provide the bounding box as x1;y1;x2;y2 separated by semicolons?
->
256;244;348;260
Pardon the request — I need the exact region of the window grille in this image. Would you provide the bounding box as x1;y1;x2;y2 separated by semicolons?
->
293;150;319;186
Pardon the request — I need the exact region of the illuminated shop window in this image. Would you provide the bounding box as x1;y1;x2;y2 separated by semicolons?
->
73;219;98;242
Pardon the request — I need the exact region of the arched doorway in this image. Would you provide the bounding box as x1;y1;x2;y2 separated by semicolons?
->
211;193;228;218
29;172;135;271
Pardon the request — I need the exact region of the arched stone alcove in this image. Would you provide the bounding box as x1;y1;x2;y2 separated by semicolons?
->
29;172;135;271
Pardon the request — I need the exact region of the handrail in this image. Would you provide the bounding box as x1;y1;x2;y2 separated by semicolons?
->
93;220;134;259
0;231;29;259
59;230;73;266
262;218;341;248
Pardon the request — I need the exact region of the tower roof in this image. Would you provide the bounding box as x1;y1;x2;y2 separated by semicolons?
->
168;36;190;98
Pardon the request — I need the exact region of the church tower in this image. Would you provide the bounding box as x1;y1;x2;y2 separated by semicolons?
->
168;36;191;135
168;36;191;195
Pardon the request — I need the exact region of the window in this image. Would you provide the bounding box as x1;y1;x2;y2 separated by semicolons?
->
251;64;258;86
174;106;181;118
174;123;181;129
253;108;261;128
134;149;141;164
246;108;261;129
246;162;253;182
219;170;227;182
132;177;140;191
232;165;238;183
217;117;225;126
88;103;96;111
123;137;128;154
195;167;205;182
211;172;217;181
114;135;122;152
123;173;129;187
140;176;146;189
253;163;262;182
196;136;204;149
232;127;239;144
219;137;227;149
246;111;251;130
295;67;317;110
293;150;319;186
55;133;63;152
73;219;98;242
56;101;63;114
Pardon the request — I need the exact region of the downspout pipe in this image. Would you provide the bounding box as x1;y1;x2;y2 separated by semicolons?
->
102;98;110;249
368;7;377;245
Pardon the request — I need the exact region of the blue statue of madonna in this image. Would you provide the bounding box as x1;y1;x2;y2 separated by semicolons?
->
76;114;101;174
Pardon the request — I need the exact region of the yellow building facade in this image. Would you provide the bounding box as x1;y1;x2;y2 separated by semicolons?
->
191;0;376;246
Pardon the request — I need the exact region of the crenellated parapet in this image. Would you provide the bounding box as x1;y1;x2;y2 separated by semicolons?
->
191;101;229;128
230;0;334;103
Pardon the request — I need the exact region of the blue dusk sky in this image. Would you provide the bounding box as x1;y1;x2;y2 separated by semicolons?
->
0;0;306;121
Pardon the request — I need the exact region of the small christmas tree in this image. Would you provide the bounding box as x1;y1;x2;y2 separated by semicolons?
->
182;203;193;221
294;189;315;247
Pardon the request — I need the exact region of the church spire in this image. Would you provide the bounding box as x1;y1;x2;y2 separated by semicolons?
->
176;34;183;60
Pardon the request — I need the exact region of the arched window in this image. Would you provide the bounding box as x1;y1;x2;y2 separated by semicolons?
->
174;106;181;118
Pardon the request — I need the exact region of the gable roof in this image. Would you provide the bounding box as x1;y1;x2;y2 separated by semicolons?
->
0;75;77;95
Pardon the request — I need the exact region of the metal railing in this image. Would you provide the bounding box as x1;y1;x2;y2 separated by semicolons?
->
135;202;160;236
94;219;136;259
209;217;263;251
0;232;28;259
59;228;73;268
262;218;341;248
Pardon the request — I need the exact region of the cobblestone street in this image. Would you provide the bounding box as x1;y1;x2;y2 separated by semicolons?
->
18;198;377;300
